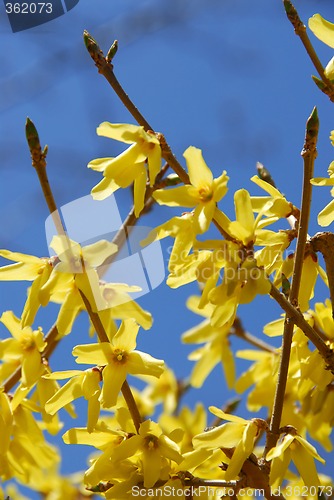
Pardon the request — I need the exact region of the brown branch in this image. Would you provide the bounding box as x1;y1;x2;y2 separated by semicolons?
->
26;118;66;236
27;119;143;433
83;32;234;242
99;162;170;272
232;317;276;354
77;294;143;432
265;108;319;455
270;284;334;368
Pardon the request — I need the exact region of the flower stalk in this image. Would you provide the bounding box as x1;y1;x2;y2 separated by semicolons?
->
265;107;319;456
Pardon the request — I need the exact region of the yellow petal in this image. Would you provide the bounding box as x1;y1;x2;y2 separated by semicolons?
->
250;175;284;198
266;434;295;460
153;185;197;207
56;291;82;336
183;146;213;188
147;144;161;186
308;14;334;49
142;448;162;488
325;56;334;79
43;370;83;380
96;122;143;143
209;406;247;424
100;363;127;408
294;435;325;463
291;442;321;488
87;393;100;433
63;427;115;447
127;351;164;377
82;240;118;268
113;319;139;350
109;298;152;330
0;249;42;265
193;422;244;449
0;262;42;281
234;189;254;240
298;255;318;312
134;167;147;217
21;349;42;387
0;311;21;339
263;318;285;337
88;157;114;172
103;144;146;183
91;176;120;200
189;344;220;388
82;369;101;399
45;377;83;415
318;199;334;226
311;177;334;186
193;201;215;234
213;171;229;201
72;342;113;365
224;421;258;481
21;264;52;327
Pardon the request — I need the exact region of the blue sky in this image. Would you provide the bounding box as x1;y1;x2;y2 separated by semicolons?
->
1;0;334;496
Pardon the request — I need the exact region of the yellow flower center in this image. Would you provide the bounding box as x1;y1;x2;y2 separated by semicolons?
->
19;329;36;351
113;348;127;364
144;434;159;451
198;185;213;202
71;255;84;272
103;288;116;303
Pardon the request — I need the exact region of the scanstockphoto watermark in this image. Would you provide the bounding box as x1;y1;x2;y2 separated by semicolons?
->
132;485;239;497
131;485;334;498
165;244;294;283
45;195;165;311
4;0;80;32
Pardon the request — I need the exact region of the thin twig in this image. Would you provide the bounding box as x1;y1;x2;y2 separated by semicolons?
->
270;284;334;368
283;0;334;102
265;108;319;455
99;162;170;272
26;118;66;236
232;317;276;354
26;119;143;433
83;32;233;242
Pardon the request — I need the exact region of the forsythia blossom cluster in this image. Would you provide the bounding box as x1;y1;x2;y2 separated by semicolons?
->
2;10;334;495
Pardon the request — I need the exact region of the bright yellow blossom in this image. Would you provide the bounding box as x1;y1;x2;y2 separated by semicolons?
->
106;419;183;488
153;146;229;233
214;188;288;247
209;255;270;328
313;299;334;339
72;319;164;408
88;122;162;217
182;296;235;389
193;406;262;481
140;365;179;414
250;175;293;219
40;236;152;335
141;212;196;271
63;419;131;487
0;311;46;387
159;403;207;453
0;249;53;327
44;368;101;432
0;401;59;483
267;428;325;488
